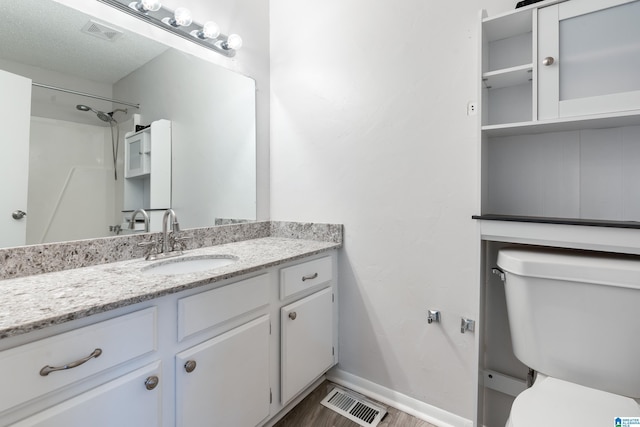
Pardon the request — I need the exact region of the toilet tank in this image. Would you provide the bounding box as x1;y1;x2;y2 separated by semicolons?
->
497;247;640;399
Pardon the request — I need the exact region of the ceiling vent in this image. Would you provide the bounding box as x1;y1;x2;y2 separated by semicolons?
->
320;387;387;427
81;20;123;42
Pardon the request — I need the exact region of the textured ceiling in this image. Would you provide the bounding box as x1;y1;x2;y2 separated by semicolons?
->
0;0;169;84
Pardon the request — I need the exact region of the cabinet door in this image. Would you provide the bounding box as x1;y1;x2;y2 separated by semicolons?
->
281;287;334;404
538;0;640;119
11;362;162;427
175;315;270;427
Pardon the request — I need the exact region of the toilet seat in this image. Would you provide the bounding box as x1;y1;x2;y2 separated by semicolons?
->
507;376;640;427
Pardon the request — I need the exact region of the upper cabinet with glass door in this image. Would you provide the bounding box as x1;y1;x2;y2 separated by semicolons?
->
538;0;640;120
481;0;640;135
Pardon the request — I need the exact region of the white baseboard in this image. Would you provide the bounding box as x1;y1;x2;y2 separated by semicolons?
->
326;368;473;427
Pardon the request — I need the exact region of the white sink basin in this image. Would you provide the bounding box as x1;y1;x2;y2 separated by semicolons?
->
142;255;238;275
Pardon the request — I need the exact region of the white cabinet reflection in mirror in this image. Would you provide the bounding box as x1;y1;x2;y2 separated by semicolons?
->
123;120;171;233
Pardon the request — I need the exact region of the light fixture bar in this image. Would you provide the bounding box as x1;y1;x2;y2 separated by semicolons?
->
97;0;239;57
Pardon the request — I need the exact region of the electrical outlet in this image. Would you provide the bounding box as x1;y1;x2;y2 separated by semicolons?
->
467;101;478;116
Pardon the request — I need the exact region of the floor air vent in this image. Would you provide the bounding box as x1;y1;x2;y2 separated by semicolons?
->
321;387;387;427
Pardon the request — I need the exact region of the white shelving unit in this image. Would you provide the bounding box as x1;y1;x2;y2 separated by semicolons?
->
123;119;171;232
476;1;640;425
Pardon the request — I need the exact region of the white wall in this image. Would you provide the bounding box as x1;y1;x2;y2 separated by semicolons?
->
113;49;256;227
27;117;117;244
270;0;513;422
0;58;114;126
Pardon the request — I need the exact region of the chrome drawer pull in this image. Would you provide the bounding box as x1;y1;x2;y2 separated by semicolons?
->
39;348;103;377
302;272;318;282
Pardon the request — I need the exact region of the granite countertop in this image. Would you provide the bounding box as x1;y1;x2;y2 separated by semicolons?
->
0;237;339;340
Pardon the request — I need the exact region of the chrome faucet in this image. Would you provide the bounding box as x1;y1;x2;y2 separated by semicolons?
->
129;209;150;232
161;208;181;255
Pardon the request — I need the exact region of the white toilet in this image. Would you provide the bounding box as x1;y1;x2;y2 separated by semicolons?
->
497;247;640;427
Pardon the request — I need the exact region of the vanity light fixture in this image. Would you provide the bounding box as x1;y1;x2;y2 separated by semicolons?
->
98;0;241;57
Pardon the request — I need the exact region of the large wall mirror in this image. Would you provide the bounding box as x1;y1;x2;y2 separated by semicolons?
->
0;0;256;249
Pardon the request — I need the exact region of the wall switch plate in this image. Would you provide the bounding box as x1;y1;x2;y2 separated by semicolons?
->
467;101;478;116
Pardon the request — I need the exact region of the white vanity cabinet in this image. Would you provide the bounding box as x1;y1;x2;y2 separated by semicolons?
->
279;256;336;405
0;249;338;427
174;274;271;427
280;287;334;405
0;308;159;427
10;362;162;427
175;316;271;427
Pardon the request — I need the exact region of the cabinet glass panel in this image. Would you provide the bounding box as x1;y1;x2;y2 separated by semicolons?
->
128;139;142;171
559;1;640;101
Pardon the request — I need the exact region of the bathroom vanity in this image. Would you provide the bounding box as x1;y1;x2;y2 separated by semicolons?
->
0;223;341;426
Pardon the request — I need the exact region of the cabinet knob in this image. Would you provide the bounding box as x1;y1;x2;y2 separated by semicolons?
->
184;360;197;373
144;375;159;390
542;56;555;66
288;312;297;320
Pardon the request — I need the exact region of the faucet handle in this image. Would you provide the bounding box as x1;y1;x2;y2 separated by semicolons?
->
137;240;157;247
170;235;191;251
137;239;157;260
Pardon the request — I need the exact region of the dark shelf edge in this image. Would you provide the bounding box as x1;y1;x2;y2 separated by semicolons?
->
472;214;640;230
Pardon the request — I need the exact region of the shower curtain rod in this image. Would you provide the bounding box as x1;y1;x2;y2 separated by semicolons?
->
32;82;140;109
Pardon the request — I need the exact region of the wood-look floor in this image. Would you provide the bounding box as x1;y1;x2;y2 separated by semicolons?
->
274;381;438;427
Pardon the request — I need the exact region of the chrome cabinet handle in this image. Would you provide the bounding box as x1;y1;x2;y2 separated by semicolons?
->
302;272;318;282
145;375;160;390
39;348;102;376
542;56;555;66
184;360;197;373
289;312;297;320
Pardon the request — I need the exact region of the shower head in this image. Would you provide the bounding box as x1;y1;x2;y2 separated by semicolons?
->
96;111;114;123
76;104;116;123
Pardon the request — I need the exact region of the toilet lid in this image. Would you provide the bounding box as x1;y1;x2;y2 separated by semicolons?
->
509;377;640;427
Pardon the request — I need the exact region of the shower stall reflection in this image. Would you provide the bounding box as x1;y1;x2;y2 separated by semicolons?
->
26;99;137;244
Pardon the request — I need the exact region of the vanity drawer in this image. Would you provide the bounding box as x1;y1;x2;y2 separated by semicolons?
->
280;256;333;300
177;274;269;341
0;307;156;414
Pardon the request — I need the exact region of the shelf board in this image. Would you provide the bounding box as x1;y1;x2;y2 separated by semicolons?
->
473;214;640;229
472;214;640;253
483;64;533;90
483;0;565;41
482;109;640;137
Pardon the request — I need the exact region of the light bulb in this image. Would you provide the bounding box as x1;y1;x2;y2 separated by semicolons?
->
223;34;242;50
172;7;192;26
129;0;161;12
200;21;220;39
141;0;161;11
